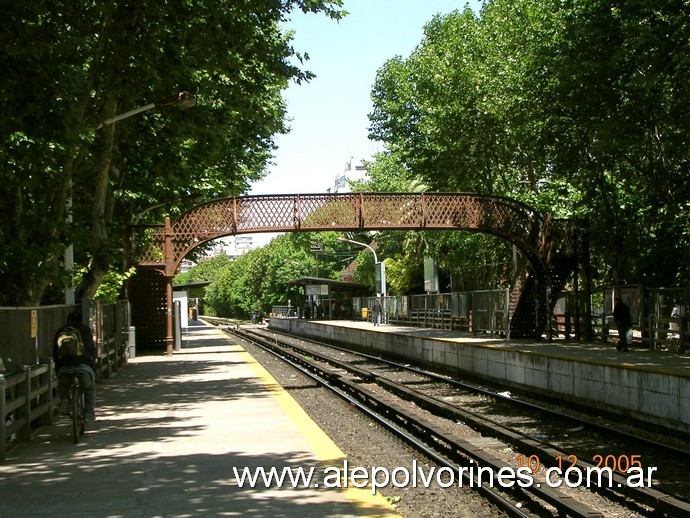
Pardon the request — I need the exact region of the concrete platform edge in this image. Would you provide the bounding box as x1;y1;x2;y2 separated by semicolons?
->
237;340;397;516
269;318;690;435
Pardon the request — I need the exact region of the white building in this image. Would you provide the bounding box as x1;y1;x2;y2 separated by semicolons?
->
206;235;254;259
332;158;368;193
179;235;255;272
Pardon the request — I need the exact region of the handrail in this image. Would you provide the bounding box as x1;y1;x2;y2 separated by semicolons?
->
1;331;128;460
1;362;55;460
649;315;686;352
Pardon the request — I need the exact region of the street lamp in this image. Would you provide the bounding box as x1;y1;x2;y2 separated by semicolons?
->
283;259;310;276
132;202;167;225
132;195;204;226
96;91;196;129
338;236;377;262
338;237;386;297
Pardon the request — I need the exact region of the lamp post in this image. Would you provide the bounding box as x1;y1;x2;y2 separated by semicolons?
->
132;202;167;225
338;237;386;297
96;91;196;129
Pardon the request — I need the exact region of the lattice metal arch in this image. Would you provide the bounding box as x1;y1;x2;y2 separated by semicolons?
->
132;192;556;352
137;192;551;277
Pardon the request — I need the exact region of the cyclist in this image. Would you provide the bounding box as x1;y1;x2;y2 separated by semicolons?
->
53;311;98;422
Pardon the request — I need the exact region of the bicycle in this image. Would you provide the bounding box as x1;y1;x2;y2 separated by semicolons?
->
57;366;90;443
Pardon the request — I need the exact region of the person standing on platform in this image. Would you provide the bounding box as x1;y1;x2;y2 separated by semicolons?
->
613;298;632;351
373;298;382;326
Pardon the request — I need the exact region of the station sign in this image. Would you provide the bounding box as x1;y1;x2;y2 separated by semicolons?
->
306;284;329;296
424;256;439;293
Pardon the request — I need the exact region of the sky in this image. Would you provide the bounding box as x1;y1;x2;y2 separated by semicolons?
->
249;0;482;197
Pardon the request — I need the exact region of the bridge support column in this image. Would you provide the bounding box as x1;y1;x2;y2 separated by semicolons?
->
164;216;174;356
165;276;174;356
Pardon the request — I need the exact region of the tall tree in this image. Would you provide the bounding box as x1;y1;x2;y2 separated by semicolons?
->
367;0;690;288
199;232;345;317
0;0;345;306
537;0;690;285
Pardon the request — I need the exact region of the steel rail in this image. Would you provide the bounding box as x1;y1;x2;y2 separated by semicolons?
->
239;325;690;516
225;326;540;518
227;325;603;518
257;326;690;461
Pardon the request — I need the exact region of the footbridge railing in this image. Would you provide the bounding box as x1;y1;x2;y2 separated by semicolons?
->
130;192;568;350
134;192;548;276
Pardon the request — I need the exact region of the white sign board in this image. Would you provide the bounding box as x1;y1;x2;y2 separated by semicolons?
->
306;284;329;296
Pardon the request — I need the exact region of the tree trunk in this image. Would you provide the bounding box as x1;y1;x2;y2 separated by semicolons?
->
80;97;117;303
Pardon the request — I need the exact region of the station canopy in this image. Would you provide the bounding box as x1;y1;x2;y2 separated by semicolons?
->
284;277;369;295
173;281;211;298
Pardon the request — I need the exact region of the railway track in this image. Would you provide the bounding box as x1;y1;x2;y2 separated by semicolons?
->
207;319;690;516
227;326;582;516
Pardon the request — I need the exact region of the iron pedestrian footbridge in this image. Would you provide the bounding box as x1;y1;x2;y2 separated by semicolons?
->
130;193;577;352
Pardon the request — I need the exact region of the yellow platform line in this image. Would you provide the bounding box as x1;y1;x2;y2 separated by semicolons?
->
237;345;398;517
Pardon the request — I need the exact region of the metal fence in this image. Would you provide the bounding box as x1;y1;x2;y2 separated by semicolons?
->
0;301;130;366
469;290;510;337
271;284;688;350
271;305;299;318
551;286;688;351
644;287;689;352
272;289;507;337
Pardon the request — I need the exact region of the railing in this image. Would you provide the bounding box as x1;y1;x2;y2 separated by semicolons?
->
468;289;510;337
648;315;686;352
1;344;128;460
411;309;451;329
1;302;130;459
272;290;501;335
269;286;689;349
551;313;577;340
0;360;55;460
271;306;298;318
384;308;462;330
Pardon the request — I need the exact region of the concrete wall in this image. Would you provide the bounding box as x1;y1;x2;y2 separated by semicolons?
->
270;318;690;434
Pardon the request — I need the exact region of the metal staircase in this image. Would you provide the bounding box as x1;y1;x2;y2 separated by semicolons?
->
509;219;581;339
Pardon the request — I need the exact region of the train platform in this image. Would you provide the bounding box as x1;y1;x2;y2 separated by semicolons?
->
0;323;396;517
270;318;690;434
302;319;690;377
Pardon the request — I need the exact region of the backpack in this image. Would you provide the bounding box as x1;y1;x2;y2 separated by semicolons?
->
57;326;84;359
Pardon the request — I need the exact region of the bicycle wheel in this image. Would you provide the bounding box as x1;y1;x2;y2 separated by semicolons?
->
70;381;80;443
78;388;86;436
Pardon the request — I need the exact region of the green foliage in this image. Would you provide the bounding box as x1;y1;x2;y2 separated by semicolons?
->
0;0;345;305
367;0;690;288
195;232;349;317
174;255;231;285
349;152;420;193
74;267;136;304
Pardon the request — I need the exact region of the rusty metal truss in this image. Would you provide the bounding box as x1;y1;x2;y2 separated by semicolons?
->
135;192;551;277
130;192;574;348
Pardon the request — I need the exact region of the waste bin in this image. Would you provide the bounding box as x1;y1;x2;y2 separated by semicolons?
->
361;308;369;320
